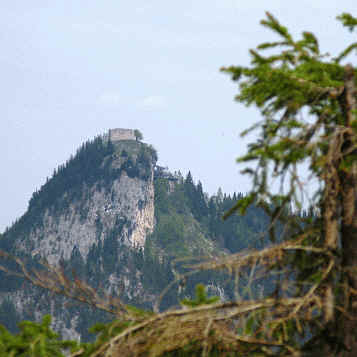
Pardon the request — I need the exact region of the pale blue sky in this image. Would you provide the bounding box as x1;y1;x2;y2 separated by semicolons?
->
1;1;356;232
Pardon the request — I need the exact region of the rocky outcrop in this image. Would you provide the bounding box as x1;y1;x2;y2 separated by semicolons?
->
0;135;158;340
15;172;154;265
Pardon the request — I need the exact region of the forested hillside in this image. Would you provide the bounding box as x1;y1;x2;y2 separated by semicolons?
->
0;133;269;344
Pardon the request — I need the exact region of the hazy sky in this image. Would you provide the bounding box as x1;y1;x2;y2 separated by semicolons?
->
1;1;356;232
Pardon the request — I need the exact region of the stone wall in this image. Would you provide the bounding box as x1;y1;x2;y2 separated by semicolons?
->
109;128;136;141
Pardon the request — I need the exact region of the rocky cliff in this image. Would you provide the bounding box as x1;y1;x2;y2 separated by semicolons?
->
0;134;161;340
16;171;154;265
0;131;259;342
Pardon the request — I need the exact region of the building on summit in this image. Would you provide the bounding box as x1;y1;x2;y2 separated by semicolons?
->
108;128;136;142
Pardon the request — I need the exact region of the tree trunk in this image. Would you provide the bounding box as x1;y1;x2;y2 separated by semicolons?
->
337;64;357;356
312;65;357;357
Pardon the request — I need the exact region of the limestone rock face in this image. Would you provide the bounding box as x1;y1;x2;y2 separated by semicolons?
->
16;172;154;265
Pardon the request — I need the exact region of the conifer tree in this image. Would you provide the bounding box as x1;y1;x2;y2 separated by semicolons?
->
0;314;79;356
134;129;143;141
195;181;208;219
220;11;357;356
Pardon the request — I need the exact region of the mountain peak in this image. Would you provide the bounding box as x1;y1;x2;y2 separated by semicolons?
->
105;128;143;143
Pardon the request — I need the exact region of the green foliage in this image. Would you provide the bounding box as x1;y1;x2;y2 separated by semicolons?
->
0;299;20;334
77;319;133;356
180;284;219;308
136;145;154;180
29;136;115;213
152;172;264;256
141;252;176;308
0;315;79;357
155;213;186;251
154;178;171;216
220;11;357;221
184;173;209;222
337;12;357;32
219;10;357;355
134;129;143;141
102;217;127;274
